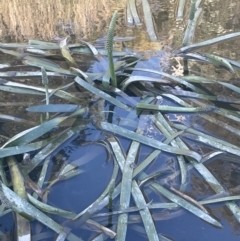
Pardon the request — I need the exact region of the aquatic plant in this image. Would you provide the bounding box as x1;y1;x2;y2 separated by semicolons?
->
0;2;240;241
106;10;118;88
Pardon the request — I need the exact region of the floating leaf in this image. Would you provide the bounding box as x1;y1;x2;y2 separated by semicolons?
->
0;182;83;241
2;108;87;148
177;0;187;19
26;104;79;113
59;37;78;67
126;1;134;26
128;0;141;25
175;31;240;53
142;0;158;41
75;76;130;110
125;67;208;94
121;75;170;90
21;125;88;176
137;103;216;113
150;183;222;227
110;137;163;241
7;156;31;239
0;139;52;158
100;122;202;161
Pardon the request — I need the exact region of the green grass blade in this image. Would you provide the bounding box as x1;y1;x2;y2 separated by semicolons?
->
0;71;63;79
205;53;235;73
102;61;126;89
182;52;235;73
33;157;50;199
69;158;119;221
0;113;34;124
1;115;72;147
164;123;240;222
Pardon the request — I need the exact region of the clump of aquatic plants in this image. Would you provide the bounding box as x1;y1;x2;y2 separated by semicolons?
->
0;2;240;241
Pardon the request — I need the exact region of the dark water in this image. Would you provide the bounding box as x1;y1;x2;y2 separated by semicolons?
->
0;0;240;241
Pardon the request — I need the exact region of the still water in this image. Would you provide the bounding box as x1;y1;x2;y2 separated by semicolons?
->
0;0;240;240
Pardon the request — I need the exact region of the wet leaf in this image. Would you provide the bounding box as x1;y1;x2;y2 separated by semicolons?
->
121;75;170;90
110;136;164;241
175;31;240;53
142;0;158;41
128;0;141;25
2;108;87;148
150;183;222;227
27;194;76;218
59;37;78;67
100;122;202;161
75;76;130;110
172;123;240;157
0;182;83;241
21;125;88;176
125;67;208;94
26;104;79;113
137;103;216;113
0;139;52;158
177;0;187;19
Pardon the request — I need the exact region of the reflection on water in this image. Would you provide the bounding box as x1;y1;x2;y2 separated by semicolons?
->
0;0;128;41
1;0;240;240
0;0;240;52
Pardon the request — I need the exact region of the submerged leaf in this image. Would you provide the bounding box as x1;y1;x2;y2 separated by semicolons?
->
150;184;222;227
